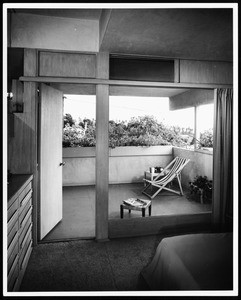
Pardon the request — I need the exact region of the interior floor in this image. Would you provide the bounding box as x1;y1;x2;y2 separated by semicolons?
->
42;183;211;242
20;228;212;292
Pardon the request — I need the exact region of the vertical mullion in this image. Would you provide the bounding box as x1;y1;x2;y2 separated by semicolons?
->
95;84;109;241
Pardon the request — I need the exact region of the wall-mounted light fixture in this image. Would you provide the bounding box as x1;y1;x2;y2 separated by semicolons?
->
8;80;24;113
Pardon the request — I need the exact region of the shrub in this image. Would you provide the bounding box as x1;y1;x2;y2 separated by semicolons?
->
189;175;213;203
63;124;85;147
198;129;213;148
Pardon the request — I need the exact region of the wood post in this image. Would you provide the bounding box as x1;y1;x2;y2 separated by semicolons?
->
95;84;109;241
23;49;38;246
95;52;110;241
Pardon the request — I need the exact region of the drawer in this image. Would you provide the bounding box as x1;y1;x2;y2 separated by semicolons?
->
7;221;18;256
19;218;32;253
19;200;32;232
7;199;18;233
7;253;19;292
8;240;19;274
18;238;32;292
18;181;32;204
19;237;32;277
19;189;32;216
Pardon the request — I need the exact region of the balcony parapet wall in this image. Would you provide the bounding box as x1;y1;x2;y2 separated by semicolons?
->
173;147;213;189
63;145;173;186
62;145;213;187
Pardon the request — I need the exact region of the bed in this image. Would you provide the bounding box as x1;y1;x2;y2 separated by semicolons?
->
141;232;233;290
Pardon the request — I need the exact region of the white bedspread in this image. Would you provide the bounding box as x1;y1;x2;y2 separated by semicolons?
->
141;232;233;290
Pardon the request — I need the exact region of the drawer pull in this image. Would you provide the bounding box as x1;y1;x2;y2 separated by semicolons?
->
8;231;18;254
20;240;32;271
20;223;33;250
20;189;32;207
20;206;32;229
8;210;18;228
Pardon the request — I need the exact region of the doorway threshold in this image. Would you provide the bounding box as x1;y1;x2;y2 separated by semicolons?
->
40;236;95;244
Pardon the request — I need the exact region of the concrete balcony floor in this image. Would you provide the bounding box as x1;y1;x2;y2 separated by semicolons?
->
42;182;211;242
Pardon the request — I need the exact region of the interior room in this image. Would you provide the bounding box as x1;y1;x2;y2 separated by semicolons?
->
4;4;237;296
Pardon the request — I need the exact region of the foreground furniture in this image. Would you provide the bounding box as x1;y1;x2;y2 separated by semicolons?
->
141;232;233;290
7;174;33;292
120;199;152;218
142;157;190;199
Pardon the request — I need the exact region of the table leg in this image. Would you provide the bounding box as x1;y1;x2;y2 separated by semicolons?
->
120;205;124;218
149;205;152;216
142;207;145;217
129;209;131;213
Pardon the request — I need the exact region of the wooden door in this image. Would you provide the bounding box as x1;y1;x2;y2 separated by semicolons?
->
39;83;63;239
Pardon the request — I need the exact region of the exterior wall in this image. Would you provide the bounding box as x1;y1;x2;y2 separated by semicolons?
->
63;146;173;186
173;147;213;188
169;89;214;110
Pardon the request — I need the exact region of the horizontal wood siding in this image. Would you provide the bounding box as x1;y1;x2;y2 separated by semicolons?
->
39;51;96;78
180;60;233;84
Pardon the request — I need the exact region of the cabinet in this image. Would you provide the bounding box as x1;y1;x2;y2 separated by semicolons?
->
7;175;33;292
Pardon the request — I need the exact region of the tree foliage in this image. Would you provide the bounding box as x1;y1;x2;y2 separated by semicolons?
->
198;129;213;148
63;113;76;127
62;114;207;148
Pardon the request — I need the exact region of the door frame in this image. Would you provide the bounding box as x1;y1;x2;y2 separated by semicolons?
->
21;78;232;245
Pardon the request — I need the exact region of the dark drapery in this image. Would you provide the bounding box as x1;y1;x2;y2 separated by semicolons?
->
213;88;233;231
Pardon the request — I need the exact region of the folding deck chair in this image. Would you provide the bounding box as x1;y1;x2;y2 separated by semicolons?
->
142;157;190;199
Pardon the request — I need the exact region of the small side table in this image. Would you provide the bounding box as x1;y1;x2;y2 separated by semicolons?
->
120;199;152;218
144;169;172;186
144;171;161;186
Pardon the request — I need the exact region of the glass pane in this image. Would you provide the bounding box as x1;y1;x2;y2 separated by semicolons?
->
196;103;214;150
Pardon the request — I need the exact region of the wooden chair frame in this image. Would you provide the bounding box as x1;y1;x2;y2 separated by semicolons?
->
142;157;190;199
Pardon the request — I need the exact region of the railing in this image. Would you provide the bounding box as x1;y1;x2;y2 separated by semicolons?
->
62;145;213;188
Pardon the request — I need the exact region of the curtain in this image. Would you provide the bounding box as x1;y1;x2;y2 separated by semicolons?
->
213;88;233;231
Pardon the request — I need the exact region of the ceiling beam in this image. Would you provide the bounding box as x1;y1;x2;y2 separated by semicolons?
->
19;76;233;89
99;9;112;51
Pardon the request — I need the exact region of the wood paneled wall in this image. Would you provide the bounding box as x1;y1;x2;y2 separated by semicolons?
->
179;59;233;84
39;51;96;78
8;49;38;244
8;81;37;173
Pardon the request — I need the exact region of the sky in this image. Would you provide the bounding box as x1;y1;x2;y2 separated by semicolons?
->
64;95;214;132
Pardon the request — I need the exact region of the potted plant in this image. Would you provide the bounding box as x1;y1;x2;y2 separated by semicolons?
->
189;175;212;204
